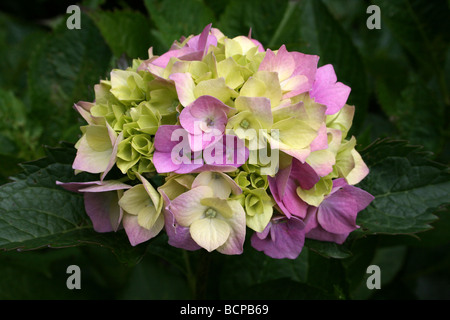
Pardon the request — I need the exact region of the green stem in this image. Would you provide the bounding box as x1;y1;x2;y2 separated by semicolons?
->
194;251;212;299
268;0;298;48
183;250;196;298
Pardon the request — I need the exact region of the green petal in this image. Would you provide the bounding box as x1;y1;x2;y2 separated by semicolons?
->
190;217;231;252
158;174;195;202
326;104;355;139
194;77;238;104
241;71;282;107
169;186;214;226
84;125;112;152
271;119;318;149
200;197;233;219
137;205;159;230
119;184;149;215
245;189;273;232
192;171;242;199
296;177;333;207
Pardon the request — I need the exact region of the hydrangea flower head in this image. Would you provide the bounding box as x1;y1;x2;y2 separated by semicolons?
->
61;24;373;258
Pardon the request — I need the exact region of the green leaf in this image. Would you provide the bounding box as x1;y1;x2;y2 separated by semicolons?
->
306;249;348;298
219;243;309;299
373;0;450;105
377;77;446;154
371;245;407;287
27;13;112;145
0;246;135;299
357;139;450;234
373;0;450;72
341;236;379;299
0;12;46;94
145;233;187;275
0;145;147;266
305;239;352;259
217;0;290;48
120;254;191;299
144;0;216;52
0;88;43;162
90;10;156;60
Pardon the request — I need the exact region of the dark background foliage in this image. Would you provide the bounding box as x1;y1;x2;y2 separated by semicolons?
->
0;0;449;300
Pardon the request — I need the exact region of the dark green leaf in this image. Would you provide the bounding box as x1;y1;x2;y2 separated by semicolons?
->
0;145;147;266
306;250;348;298
120;254;191;299
357;139;450;234
219;244;309;299
0;12;46;94
90;10;156;60
341;236;379;299
373;0;450;72
0;89;43;162
305;239;352;259
375;76;446;153
373;0;450;105
145;233;187;275
27;13;112;145
217;0;290;48
0;246;133;299
144;0;216;52
371;245;407;287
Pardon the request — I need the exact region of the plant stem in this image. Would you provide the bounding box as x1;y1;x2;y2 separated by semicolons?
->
194;251;212;299
268;0;298;48
183;250;196;298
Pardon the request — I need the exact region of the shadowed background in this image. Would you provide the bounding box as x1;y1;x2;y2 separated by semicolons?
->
0;0;449;299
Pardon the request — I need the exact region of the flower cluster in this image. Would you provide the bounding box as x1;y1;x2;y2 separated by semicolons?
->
58;25;374;259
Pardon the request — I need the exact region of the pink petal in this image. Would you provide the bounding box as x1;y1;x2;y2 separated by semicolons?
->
268;175;291;218
306;226;349;244
164;209;201;251
73;101;95;125
305;206;349;243
78;180;132;193
154;125;185;153
304;206;319;234
317;188;359;234
291;52;319;91
309;123;328;152
310;64;351;115
342;184;375;212
56;181;101;193
189;96;231;118
84;192;116;233
251;215;306;259
169;73;196;107
153;151;182;173
174;162;205;174
268;159;317;219
258;45;294;81
187;23;217;56
151;46;195;69
282;179;308;219
101;131;124;181
290;158;320;190
122;214;157;246
180;95;229;135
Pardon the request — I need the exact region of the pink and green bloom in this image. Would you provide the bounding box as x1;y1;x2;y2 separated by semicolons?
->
61;24;373;259
168;172;246;254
